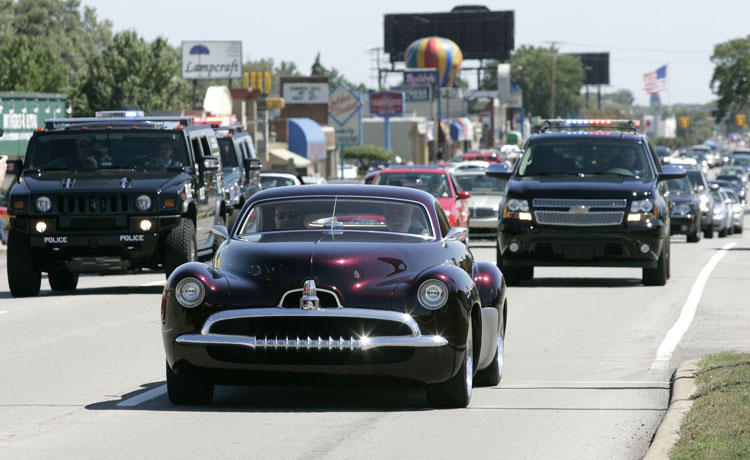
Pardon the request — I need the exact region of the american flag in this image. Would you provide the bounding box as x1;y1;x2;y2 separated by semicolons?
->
643;65;667;94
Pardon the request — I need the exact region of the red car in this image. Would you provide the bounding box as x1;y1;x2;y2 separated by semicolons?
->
460;151;500;163
372;166;471;229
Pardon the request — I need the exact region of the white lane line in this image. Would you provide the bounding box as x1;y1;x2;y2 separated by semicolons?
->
140;280;166;287
651;242;737;370
116;384;167;407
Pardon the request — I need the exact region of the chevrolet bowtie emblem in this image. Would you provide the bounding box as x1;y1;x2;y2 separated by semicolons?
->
300;280;320;310
570;205;590;214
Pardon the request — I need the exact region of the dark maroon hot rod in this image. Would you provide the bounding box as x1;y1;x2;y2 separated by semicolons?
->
161;185;507;408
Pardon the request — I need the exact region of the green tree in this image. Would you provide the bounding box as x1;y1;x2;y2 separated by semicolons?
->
710;36;750;122
77;31;190;115
0;34;68;91
343;145;394;173
510;45;584;118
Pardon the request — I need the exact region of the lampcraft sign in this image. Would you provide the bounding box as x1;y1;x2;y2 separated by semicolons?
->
181;41;242;80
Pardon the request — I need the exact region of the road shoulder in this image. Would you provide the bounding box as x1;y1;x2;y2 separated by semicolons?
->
643;359;699;460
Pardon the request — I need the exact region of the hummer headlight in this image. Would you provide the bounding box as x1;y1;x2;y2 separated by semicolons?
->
35;196;52;212
175;277;205;308
135;195;152;211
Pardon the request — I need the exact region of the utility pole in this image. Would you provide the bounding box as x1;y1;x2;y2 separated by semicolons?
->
543;42;560;119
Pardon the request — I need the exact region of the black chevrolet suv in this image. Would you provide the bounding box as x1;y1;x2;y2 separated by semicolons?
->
487;119;685;286
213;124;262;230
6;114;225;297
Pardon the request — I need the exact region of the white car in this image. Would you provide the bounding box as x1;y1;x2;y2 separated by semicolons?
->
259;171;303;189
453;169;508;238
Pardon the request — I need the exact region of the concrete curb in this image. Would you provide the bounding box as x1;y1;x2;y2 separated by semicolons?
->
643;359;699;460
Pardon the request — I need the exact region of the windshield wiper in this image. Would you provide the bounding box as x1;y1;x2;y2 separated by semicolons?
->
522;171;582;177
585;171;635;177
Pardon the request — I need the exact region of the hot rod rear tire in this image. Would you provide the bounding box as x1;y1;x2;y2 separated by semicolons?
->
166;362;214;405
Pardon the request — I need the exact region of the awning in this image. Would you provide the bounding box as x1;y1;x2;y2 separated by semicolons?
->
288;118;327;160
450;117;473;142
268;147;311;168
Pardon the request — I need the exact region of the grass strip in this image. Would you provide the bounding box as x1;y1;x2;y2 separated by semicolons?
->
670;351;750;460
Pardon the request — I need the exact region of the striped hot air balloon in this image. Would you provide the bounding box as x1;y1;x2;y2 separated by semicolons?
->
404;37;463;88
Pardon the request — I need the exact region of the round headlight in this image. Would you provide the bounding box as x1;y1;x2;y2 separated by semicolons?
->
674;203;691;215
507;199;529;212
630;199;653;213
135;195;152;211
418;279;449;310
36;196;52;212
175;277;205;308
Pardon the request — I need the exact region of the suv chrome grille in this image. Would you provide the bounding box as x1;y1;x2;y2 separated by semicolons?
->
534;210;624;226
532;198;627;208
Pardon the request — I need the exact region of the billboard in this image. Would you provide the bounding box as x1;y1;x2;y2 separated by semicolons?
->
181;41;242;80
384;8;514;62
328;84;362;146
369;91;405;116
568;53;610;85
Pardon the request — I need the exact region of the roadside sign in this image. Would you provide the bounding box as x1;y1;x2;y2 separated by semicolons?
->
328;84;362;146
369;91;405;116
395;85;432;102
181;41;242;79
403;69;438;87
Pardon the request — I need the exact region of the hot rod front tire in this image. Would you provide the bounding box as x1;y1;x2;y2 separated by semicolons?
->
426;323;473;408
163;218;196;278
166;362;214;405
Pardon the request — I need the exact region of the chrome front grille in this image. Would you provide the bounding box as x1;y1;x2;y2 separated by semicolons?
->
534;210;624;226
175;308;448;351
471;207;497;218
532;198;627;208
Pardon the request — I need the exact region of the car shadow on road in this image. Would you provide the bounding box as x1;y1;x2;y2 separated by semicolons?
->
86;381;432;413
518;277;643;288
0;284;164;299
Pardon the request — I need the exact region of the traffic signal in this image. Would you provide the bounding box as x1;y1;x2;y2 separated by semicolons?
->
679;116;690;129
735;114;747;127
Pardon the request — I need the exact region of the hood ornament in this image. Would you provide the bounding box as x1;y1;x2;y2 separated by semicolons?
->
570;205;590;214
300;280;320;310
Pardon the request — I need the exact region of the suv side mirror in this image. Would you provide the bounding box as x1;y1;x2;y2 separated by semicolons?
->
244;158;262;171
486;163;512;179
202;156;221;172
6;157;23;177
657;165;687;182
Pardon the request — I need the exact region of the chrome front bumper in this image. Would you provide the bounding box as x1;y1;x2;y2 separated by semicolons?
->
175;307;449;351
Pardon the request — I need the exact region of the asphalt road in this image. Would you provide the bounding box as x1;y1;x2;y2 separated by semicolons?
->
1;210;748;460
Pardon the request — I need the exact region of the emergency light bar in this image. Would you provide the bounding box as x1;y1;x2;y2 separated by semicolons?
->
95;110;145;118
536;118;641;134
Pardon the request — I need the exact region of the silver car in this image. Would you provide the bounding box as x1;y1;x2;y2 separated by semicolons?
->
710;188;735;237
454;169;508;237
723;188;745;234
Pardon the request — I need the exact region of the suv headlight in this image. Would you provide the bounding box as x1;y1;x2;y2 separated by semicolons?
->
503;198;532;221
673;203;691;215
175;277;205;308
507;198;530;212
418;279;449;310
628;199;657;222
35;196;52;212
135;194;152;211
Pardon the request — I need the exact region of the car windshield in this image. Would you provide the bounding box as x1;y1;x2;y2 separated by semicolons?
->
731;156;750;166
375;172;452;198
25;131;188;172
683;152;707;161
716;175;742;185
260;175;297;189
516;140;654;179
236;197;433;238
686;171;707;190
217;138;239;167
666;177;693;196
455;174;507;195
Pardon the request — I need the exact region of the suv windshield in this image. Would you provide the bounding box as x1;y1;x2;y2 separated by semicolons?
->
517;140;654;180
217;138;239;167
26;131;188;172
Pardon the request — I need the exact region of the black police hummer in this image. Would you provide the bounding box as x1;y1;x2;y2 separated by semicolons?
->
213;123;262;229
487;119;686;286
5;112;226;297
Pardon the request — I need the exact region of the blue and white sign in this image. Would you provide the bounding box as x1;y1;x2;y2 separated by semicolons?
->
404;69;439;87
328;84;362;146
395;85;432;102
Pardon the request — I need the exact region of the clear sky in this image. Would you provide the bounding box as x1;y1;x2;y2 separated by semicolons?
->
81;0;749;107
